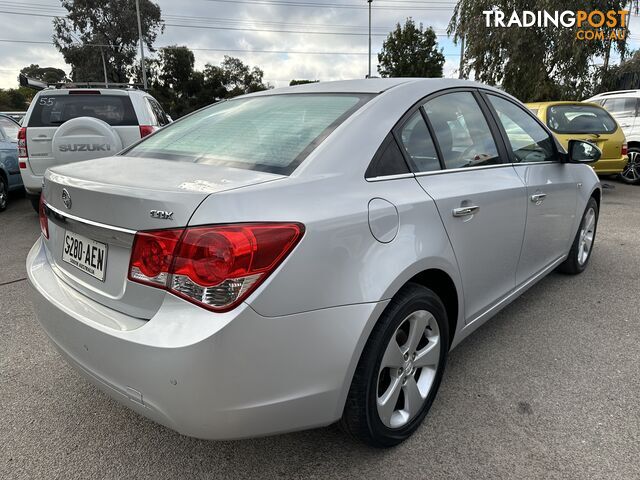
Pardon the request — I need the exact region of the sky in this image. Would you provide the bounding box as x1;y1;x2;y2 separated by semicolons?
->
0;0;463;89
0;1;637;90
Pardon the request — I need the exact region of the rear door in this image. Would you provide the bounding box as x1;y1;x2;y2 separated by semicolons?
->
483;93;578;284
25;91;140;174
403;90;527;322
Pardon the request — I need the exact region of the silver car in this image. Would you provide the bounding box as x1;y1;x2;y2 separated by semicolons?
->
27;79;601;447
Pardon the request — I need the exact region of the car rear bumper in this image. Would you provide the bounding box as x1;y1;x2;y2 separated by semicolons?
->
593;155;628;175
19;160;42;194
27;238;386;440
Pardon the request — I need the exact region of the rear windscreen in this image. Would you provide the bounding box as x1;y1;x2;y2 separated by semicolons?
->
546;104;617;134
124;93;371;175
28;94;138;127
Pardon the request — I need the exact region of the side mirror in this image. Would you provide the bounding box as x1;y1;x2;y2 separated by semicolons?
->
567;139;601;163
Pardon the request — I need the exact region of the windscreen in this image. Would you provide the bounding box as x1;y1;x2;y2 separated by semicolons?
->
124;93;370;175
28;94;138;127
547;104;617;134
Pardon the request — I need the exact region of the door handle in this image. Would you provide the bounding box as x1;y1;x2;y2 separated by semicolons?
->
530;193;547;204
32;137;52;142
452;206;480;217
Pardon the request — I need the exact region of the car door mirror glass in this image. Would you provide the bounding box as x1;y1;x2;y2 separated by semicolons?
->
568;140;601;163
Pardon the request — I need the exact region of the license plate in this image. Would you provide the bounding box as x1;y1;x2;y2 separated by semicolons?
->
61;230;108;281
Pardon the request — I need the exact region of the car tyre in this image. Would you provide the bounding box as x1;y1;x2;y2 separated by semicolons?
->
341;283;449;447
558;197;599;275
0;176;8;211
619;148;640;185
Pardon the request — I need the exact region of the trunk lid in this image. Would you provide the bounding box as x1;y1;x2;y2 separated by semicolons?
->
42;156;284;319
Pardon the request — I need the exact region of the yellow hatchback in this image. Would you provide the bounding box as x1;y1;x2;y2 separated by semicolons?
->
526;101;628;175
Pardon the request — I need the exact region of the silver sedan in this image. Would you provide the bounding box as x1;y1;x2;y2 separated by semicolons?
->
27;78;601;447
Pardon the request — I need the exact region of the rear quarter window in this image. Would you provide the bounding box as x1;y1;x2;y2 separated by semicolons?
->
28;94;138;127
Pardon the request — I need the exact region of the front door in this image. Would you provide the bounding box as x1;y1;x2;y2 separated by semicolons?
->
484;93;578;285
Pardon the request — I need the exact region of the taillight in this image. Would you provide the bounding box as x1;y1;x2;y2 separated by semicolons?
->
622;142;628;156
18;127;27;158
129;229;182;287
128;223;304;312
139;125;154;138
39;194;49;239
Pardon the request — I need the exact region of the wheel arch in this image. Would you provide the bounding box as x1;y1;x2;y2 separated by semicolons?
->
591;187;601;210
626;140;640;150
405;269;459;348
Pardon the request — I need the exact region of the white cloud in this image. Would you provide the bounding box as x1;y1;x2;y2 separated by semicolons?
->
0;0;465;90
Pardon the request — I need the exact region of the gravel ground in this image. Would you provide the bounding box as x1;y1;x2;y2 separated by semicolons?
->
1;181;639;480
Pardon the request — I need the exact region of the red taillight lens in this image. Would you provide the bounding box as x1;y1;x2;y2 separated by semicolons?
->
18;127;27;158
39;194;49;239
128;229;182;287
139;125;154;138
128;223;304;311
622;142;628;156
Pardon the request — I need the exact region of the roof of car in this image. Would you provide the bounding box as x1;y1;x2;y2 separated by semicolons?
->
590;90;640;98
245;78;496;96
526;101;603;108
37;88;148;96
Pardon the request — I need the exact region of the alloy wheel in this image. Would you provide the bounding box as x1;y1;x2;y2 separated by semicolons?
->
578;207;596;266
376;310;441;429
621;150;640;183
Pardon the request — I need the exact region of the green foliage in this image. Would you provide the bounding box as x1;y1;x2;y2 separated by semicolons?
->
0;87;35;111
140;49;271;118
378;18;445;78
448;0;628;102
20;64;68;84
595;50;640;93
289;79;319;86
53;0;164;83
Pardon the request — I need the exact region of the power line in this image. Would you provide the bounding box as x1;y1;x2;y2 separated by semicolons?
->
0;38;368;55
197;0;457;10
0;37;463;56
0;8;451;37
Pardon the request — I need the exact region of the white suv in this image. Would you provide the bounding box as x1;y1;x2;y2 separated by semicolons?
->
586;90;640;184
18;87;170;210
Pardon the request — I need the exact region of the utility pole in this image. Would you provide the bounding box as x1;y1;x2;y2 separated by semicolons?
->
135;0;147;89
367;0;372;78
100;46;109;87
458;33;465;79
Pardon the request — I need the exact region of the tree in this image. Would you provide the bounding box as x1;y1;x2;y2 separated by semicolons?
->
20;64;68;84
448;0;628;101
158;46;195;95
378;19;445;78
53;0;164;83
596;49;640;93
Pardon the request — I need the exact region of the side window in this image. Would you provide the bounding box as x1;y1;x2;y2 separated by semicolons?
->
0;117;18;140
602;97;637;118
365;135;410;178
423;92;500;169
398;110;440;172
487;95;555;163
147;98;169;127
